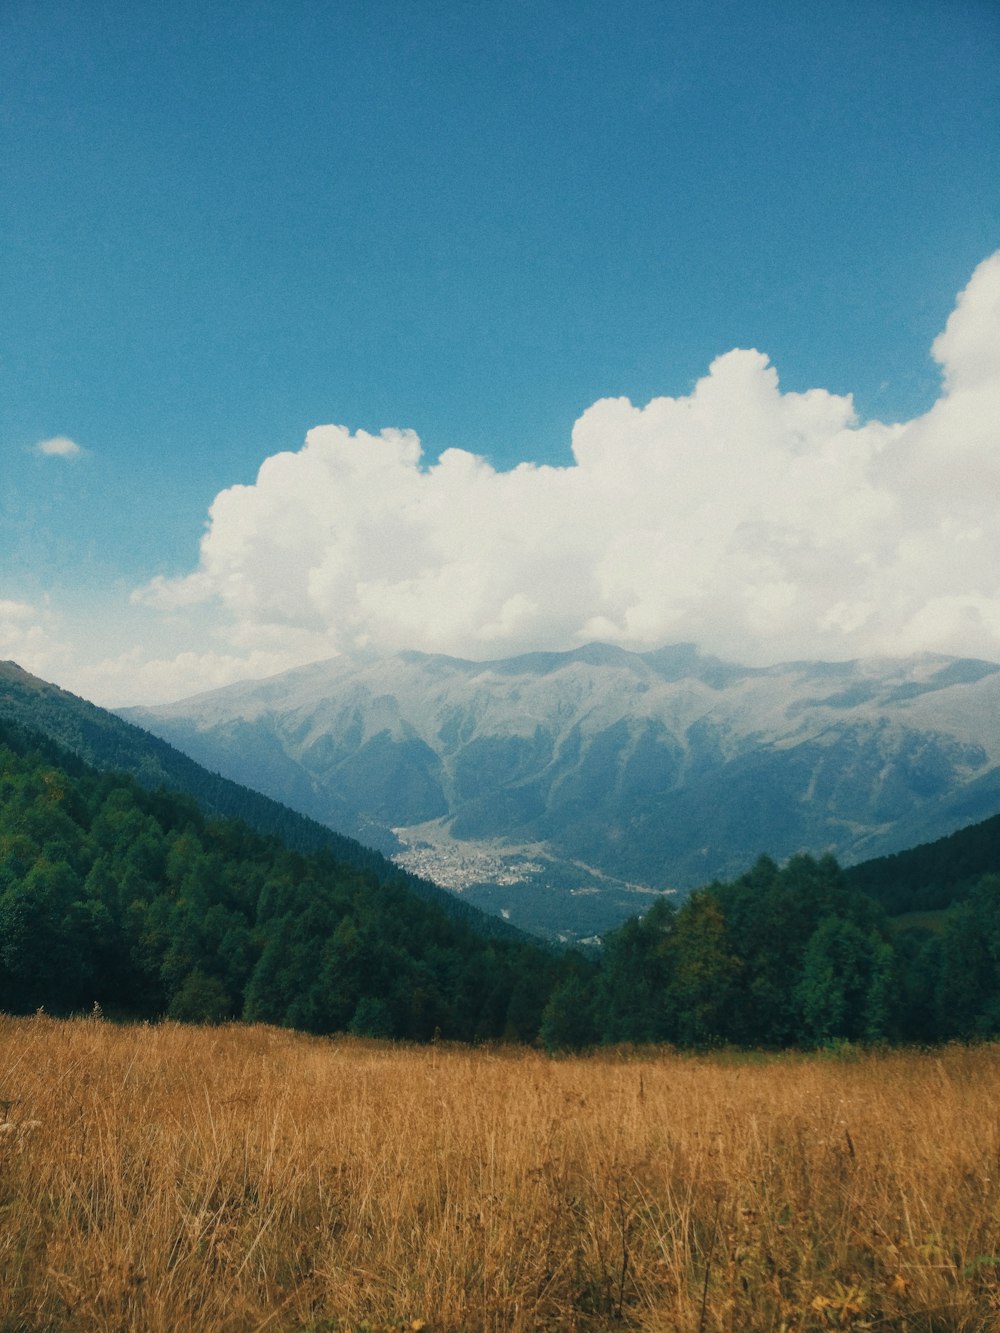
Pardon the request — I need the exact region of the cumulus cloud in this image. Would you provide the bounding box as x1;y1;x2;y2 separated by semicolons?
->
132;252;1000;682
32;435;87;460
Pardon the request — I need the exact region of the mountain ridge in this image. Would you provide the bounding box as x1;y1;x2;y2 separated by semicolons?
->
119;643;1000;937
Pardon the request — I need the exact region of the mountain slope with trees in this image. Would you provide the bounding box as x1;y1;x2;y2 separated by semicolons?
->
4;662;1000;1049
0;660;517;940
0;714;559;1036
845;806;1000;914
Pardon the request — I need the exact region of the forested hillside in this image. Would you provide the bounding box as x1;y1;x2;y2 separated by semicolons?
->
587;853;1000;1048
0;660;515;940
3;706;1000;1048
846;806;1000;913
0;716;559;1038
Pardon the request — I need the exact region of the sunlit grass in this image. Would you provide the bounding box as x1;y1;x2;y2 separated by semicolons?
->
1;1015;998;1330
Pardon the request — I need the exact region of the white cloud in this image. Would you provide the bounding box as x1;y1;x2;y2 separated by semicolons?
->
32;435;87;460
114;249;997;694
932;251;1000;395
69;645;324;708
0;599;69;677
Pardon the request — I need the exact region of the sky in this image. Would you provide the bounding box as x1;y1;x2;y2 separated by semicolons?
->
2;0;999;707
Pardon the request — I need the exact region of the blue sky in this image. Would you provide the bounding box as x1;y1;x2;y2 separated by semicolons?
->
2;0;999;704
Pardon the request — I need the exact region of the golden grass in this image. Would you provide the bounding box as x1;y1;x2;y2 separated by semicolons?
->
1;1018;999;1331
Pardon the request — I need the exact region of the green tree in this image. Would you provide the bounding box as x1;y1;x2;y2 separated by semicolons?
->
539;972;597;1051
596;897;674;1043
349;996;395;1038
796;917;895;1043
664;890;740;1046
0;858;91;1012
168;968;233;1024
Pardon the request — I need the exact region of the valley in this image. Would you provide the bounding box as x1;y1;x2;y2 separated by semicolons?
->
122;642;1000;938
389;817;671;939
389;818;548;891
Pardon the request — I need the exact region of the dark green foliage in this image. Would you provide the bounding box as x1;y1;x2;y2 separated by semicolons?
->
794;917;895;1043
0;660;520;942
712;853;889;1045
6;675;1000;1051
0;716;559;1039
538;971;597;1051
662;889;741;1045
596;897;674;1043
846;808;1000;913
593;851;1000;1050
167;969;234;1024
930;875;1000;1039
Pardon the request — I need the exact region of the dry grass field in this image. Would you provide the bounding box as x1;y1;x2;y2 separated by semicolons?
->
1;1016;999;1331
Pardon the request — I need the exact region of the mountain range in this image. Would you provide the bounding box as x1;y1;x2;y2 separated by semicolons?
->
7;654;1000;1048
120;642;1000;939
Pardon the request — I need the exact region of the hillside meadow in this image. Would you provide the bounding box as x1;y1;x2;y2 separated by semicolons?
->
1;1018;999;1332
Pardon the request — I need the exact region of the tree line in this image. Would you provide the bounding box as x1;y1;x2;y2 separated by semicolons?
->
2;716;999;1049
551;852;1000;1048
